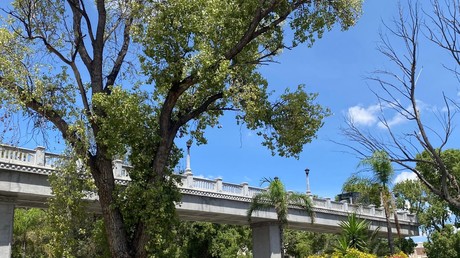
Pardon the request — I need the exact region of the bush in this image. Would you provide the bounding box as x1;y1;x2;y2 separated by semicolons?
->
386;251;408;258
308;248;377;258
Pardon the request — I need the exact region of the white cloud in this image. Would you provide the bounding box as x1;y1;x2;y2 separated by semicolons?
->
347;104;380;126
194;174;222;180
393;171;418;184
377;113;407;129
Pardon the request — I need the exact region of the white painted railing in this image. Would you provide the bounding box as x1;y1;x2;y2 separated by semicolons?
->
0;145;59;168
0;144;417;222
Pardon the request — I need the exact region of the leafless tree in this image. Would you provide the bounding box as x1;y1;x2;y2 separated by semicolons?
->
343;1;460;210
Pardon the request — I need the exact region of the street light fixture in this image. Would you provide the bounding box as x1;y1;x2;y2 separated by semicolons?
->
305;168;311;195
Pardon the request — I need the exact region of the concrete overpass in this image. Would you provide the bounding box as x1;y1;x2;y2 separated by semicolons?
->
0;144;419;257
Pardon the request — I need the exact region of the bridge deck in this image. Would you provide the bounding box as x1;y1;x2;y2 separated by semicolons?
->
0;144;419;237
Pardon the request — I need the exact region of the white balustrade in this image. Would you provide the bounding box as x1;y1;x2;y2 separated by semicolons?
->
313;198;327;208
193;177;216;191
44;153;61;168
222;182;243;195
374;208;384;216
0;145;36;165
330;201;344;210
361;206;372;215
247;187;264;197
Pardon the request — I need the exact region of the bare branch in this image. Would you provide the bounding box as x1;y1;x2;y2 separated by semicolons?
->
343;1;460;210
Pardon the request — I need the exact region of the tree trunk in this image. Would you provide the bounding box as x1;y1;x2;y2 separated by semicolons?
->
91;156;132;258
22;234;26;258
133;132;176;258
279;224;285;258
383;199;394;254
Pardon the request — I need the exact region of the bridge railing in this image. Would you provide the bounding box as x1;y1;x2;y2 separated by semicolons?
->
0;144;60;168
0;144;417;222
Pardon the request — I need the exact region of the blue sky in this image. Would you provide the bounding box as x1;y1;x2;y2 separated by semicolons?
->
1;1;459;200
178;1;460;198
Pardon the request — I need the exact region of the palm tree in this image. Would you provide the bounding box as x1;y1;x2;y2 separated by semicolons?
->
360;150;396;254
335;213;379;254
247;177;314;257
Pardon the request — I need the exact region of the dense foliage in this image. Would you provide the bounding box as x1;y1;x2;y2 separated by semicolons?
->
0;0;363;256
284;230;336;257
424;225;460;258
12;208;48;258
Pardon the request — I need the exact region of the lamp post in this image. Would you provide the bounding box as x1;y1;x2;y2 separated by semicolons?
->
305;168;311;195
185;140;192;173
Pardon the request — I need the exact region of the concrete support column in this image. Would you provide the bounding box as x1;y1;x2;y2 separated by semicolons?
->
0;202;14;258
251;222;282;258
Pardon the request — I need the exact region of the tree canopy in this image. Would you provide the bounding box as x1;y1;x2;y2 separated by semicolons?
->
0;0;363;257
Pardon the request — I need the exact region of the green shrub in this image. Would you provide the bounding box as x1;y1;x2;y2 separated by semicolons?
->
308;248;377;258
386;251;408;258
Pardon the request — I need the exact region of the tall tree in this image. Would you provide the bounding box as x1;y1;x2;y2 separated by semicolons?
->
392;149;460;234
342;0;460;213
360;150;396;254
393;178;457;235
0;0;362;257
247;177;314;257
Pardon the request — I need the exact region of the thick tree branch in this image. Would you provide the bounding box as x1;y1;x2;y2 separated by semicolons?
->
67;0;93;70
105;16;133;90
78;0;96;43
175;92;224;129
224;0;307;60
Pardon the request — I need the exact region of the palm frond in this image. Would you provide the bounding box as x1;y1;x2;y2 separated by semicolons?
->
248;178;315;225
359;150;394;186
287;192;315;223
247;192;273;222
